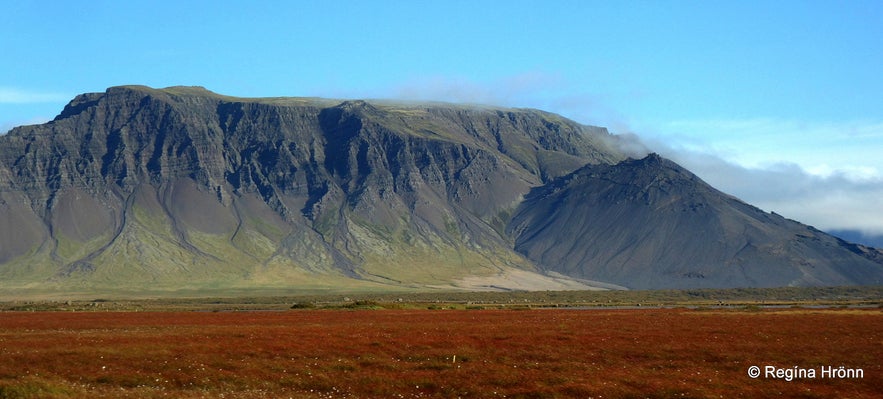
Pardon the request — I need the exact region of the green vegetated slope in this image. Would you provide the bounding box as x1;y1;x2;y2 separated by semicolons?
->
0;85;880;298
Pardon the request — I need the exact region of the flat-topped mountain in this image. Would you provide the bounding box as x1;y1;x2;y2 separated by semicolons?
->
1;86;880;296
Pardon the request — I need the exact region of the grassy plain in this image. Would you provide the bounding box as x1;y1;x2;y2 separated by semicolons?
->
1;306;880;398
3;285;880;312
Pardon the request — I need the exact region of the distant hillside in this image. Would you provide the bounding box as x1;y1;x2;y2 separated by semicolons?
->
507;154;883;289
0;86;880;297
829;230;883;249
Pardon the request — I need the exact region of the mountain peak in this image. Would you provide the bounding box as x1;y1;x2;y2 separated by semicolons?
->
626;152;685;172
638;152;663;162
508;152;883;289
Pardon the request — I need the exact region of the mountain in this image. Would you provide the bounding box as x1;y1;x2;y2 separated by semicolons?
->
0;85;880;297
507;154;883;289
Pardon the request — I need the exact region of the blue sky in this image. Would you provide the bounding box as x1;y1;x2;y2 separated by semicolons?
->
2;1;882;239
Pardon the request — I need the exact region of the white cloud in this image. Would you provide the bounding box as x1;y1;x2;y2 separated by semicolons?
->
1;87;68;133
0;88;70;104
607;117;883;237
383;72;564;106
656;118;883;181
630;131;883;237
377;73;635;132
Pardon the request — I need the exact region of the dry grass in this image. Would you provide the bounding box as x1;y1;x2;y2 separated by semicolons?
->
0;308;880;398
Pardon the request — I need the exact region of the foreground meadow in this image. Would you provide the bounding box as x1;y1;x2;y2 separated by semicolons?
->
0;308;880;398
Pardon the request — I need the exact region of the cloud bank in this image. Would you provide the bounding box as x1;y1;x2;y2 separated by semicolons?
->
388;73;560;105
659;118;883;181
618;132;883;238
347;73;626;129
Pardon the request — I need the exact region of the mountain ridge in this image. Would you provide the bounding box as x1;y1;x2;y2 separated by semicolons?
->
508;154;883;288
0;86;880;297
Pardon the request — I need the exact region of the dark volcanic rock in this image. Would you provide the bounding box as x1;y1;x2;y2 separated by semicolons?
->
507;154;883;289
0;86;622;291
0;85;880;293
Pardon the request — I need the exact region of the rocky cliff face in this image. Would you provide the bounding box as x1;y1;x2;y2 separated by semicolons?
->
0;86;880;295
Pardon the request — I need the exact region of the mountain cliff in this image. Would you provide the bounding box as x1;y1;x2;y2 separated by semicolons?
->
507;154;883;288
1;86;880;296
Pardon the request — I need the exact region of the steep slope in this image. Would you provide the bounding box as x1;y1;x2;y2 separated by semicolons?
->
0;85;622;295
507;154;883;289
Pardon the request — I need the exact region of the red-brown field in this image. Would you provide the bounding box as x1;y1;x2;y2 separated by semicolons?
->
0;308;880;398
